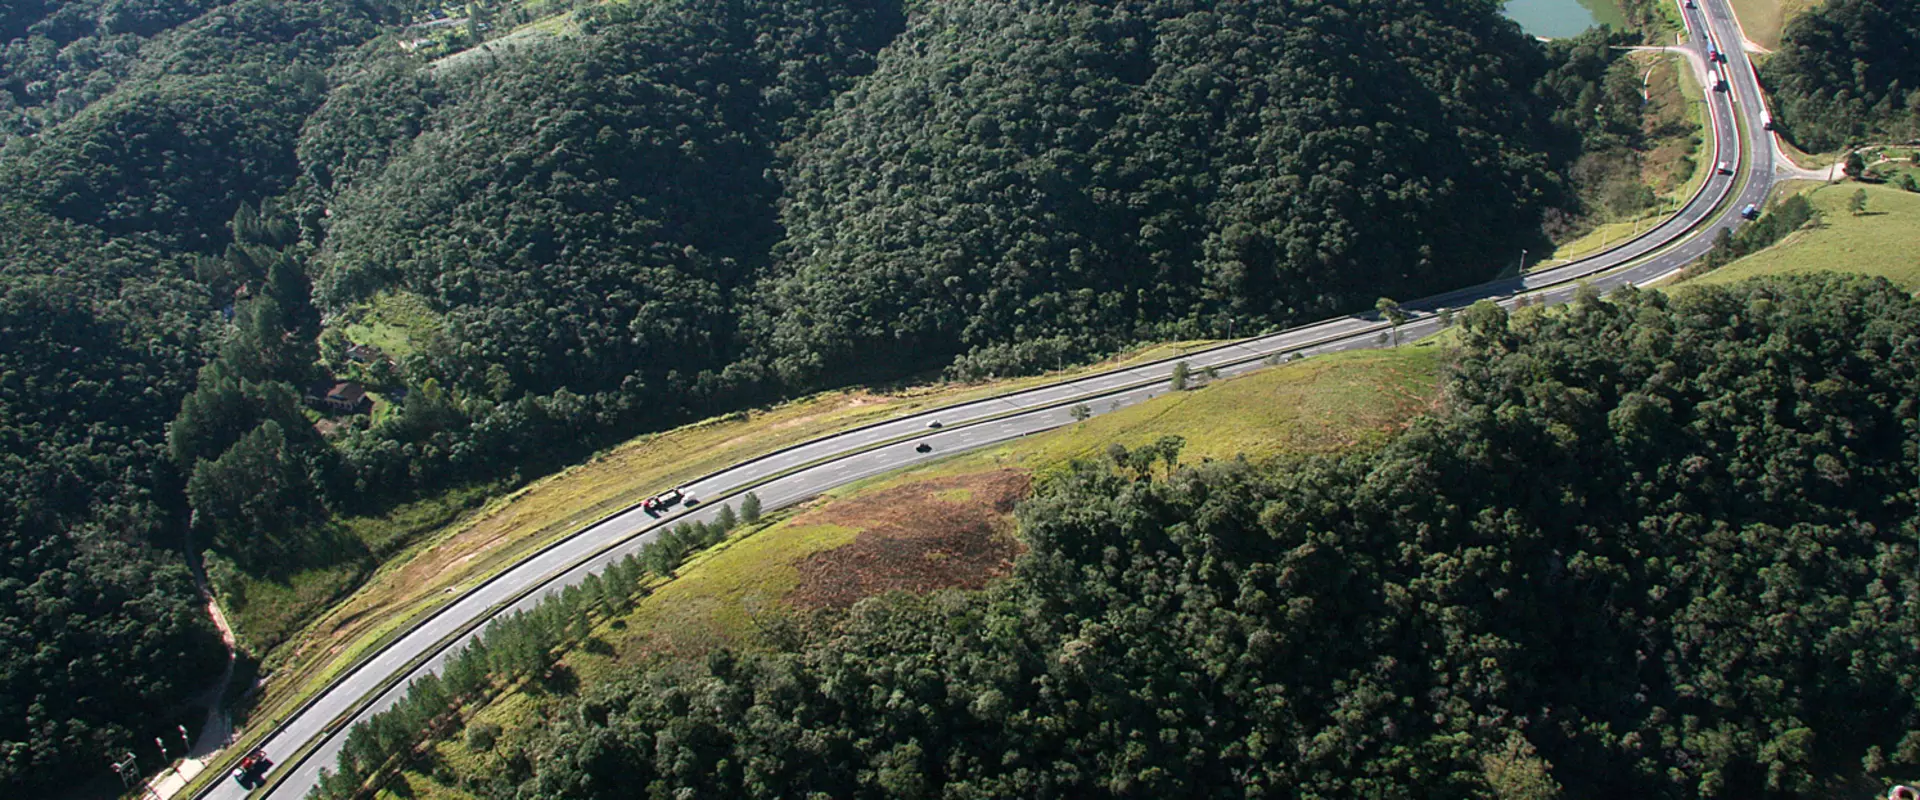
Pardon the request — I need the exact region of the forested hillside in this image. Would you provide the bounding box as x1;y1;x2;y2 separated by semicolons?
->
307;0;905;507
494;275;1920;799
750;0;1561;381
1762;0;1920;151
0;0;390;791
0;0;1658;791
304;0;1570;512
0;207;226;793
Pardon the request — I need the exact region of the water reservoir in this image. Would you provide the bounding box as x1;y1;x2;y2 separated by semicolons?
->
1504;0;1630;39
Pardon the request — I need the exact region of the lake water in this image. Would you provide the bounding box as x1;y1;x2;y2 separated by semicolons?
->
1504;0;1629;39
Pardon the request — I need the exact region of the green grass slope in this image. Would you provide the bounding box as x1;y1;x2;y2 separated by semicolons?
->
1689;182;1920;289
595;342;1447;660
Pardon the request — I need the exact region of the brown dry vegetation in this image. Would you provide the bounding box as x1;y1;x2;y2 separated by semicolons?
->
1638;51;1705;197
584;469;1031;667
788;470;1030;609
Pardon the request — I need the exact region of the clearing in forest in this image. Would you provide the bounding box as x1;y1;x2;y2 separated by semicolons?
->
786;470;1029;610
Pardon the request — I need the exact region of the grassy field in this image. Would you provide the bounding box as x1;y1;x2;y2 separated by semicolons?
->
1863;149;1920;186
1728;0;1824;50
1547;51;1706;267
1687;181;1920;289
958;343;1445;472
579;342;1445;663
341;291;444;360
226;338;1231;759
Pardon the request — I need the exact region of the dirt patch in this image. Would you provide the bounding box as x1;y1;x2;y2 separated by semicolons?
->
788;470;1031;609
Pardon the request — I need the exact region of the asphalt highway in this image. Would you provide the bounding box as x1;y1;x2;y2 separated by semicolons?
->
208;2;1778;797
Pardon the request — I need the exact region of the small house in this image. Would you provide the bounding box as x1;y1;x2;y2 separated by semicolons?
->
305;380;375;415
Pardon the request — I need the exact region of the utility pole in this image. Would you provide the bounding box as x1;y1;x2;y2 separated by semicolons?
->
1519;248;1528;273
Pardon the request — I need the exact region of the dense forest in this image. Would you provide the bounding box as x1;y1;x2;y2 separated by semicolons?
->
0;206;227;792
484;274;1920;799
306;0;1571;513
1762;0;1920;152
747;0;1562;382
0;0;1672;791
305;0;906;506
0;0;392;791
207;0;1599;657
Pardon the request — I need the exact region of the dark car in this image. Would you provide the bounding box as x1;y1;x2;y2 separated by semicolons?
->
915;442;933;453
1741;204;1760;220
926;420;942;429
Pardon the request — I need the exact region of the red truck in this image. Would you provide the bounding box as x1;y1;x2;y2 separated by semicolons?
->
642;488;685;515
232;749;273;789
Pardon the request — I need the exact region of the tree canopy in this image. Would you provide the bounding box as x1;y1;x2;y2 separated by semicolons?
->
749;0;1563;383
0;207;225;794
1762;0;1920;151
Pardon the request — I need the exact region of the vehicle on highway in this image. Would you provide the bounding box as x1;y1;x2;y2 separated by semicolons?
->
926;420;942;429
642;488;685;514
915;442;933;453
1717;161;1732;174
1741;204;1760;220
232;750;272;789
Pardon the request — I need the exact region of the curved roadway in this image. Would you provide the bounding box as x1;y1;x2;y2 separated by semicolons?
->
210;2;1778;797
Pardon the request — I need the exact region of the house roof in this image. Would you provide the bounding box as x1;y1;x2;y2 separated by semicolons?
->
327;382;368;404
